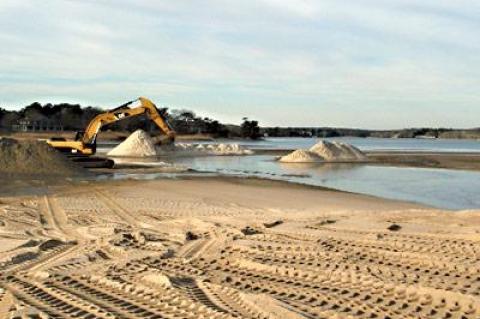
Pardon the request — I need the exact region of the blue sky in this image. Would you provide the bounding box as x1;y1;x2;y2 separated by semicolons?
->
0;0;479;128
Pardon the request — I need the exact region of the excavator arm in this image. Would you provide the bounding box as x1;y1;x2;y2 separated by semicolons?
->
81;97;175;145
47;97;176;155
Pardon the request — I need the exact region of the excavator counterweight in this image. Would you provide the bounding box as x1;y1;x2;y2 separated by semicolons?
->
47;97;176;155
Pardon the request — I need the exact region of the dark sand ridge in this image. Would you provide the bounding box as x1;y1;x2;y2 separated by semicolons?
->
368;151;480;171
0;138;87;178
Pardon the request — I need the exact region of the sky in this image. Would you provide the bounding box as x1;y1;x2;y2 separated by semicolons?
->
0;0;479;129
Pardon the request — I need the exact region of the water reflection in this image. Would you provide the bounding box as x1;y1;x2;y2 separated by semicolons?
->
170;155;480;210
100;138;480;209
278;162;363;173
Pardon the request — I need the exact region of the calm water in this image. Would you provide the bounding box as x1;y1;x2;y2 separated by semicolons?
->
197;137;480;153
102;138;480;210
169;155;480;210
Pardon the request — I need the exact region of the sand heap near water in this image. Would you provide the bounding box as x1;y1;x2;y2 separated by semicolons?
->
108;130;157;157
172;143;253;156
309;140;367;161
0;138;86;177
108;130;253;157
279;140;367;163
278;149;322;163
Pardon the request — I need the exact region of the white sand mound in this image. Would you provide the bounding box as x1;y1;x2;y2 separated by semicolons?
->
108;130;157;157
279;149;323;163
212;143;254;155
170;143;253;156
309;141;343;160
309;141;366;161
342;142;368;160
279;140;367;163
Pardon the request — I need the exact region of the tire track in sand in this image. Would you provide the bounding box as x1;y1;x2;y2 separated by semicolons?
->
43;195;81;240
95;188;140;227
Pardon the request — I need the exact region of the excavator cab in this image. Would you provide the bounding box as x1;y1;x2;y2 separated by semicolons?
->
74;131;85;141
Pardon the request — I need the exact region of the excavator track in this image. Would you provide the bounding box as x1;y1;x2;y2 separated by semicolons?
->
65;154;115;169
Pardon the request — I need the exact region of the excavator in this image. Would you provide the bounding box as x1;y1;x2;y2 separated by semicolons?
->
47;97;176;156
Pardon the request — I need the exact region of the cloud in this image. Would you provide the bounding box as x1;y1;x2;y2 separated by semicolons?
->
0;0;479;128
260;0;319;18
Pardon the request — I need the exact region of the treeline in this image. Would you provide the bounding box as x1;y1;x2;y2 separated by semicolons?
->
262;127;480;139
0;102;262;139
0;102;102;131
2;102;476;140
166;110;260;139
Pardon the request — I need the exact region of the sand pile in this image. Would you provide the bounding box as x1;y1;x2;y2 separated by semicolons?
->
108;130;157;157
108;131;253;157
278;149;322;163
310;140;367;161
211;143;253;155
0;138;86;177
279;140;367;163
172;143;253;156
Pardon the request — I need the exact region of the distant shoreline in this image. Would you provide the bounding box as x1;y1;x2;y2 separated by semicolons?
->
2;130;480;141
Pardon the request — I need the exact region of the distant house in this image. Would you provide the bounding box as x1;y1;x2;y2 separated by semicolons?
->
12;118;63;132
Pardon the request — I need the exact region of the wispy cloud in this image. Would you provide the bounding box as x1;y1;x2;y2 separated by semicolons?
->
0;0;479;128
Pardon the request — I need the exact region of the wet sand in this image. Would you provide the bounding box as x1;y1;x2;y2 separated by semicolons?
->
256;149;480;171
367;151;480;171
1;177;479;318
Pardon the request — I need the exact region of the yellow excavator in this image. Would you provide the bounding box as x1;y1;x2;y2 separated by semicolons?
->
47;97;176;155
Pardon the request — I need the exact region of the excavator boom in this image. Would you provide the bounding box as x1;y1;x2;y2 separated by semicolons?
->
47;97;175;155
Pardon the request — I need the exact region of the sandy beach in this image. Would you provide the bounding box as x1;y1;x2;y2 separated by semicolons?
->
1;176;479;318
2;0;479;317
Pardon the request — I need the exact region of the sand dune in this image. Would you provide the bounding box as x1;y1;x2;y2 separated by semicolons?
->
1;178;479;318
